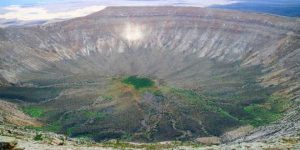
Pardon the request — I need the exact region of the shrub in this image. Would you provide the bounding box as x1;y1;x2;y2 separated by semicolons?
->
34;134;43;141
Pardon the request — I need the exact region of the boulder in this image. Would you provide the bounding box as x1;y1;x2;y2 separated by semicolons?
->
50;138;64;146
0;141;17;150
221;125;254;142
195;136;221;145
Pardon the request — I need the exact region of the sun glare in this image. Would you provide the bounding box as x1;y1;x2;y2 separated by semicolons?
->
122;23;144;41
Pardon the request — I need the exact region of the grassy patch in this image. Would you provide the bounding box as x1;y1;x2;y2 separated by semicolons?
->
23;106;44;118
26;121;62;132
44;121;62;132
83;111;106;120
241;94;289;127
242;104;282;127
122;76;154;89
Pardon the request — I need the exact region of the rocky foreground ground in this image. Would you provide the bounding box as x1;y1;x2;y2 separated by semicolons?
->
1;124;300;150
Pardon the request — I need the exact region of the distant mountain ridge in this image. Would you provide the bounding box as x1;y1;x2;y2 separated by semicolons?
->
212;0;300;17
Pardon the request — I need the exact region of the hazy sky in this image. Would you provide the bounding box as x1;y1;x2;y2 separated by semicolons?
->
0;0;237;21
0;0;299;21
0;0;237;7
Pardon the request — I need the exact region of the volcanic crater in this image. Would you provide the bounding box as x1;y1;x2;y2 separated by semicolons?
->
0;7;299;142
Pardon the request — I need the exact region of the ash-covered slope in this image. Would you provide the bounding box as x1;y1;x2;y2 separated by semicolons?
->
0;7;299;85
0;7;299;142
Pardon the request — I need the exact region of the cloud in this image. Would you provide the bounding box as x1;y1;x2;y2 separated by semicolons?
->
0;5;106;21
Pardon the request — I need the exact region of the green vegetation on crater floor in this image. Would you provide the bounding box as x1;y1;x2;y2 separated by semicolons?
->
122;76;155;89
23;106;45;118
10;63;291;142
241;94;291;127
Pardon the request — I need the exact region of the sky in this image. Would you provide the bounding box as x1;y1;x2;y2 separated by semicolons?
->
0;0;299;22
0;0;237;7
0;0;237;21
